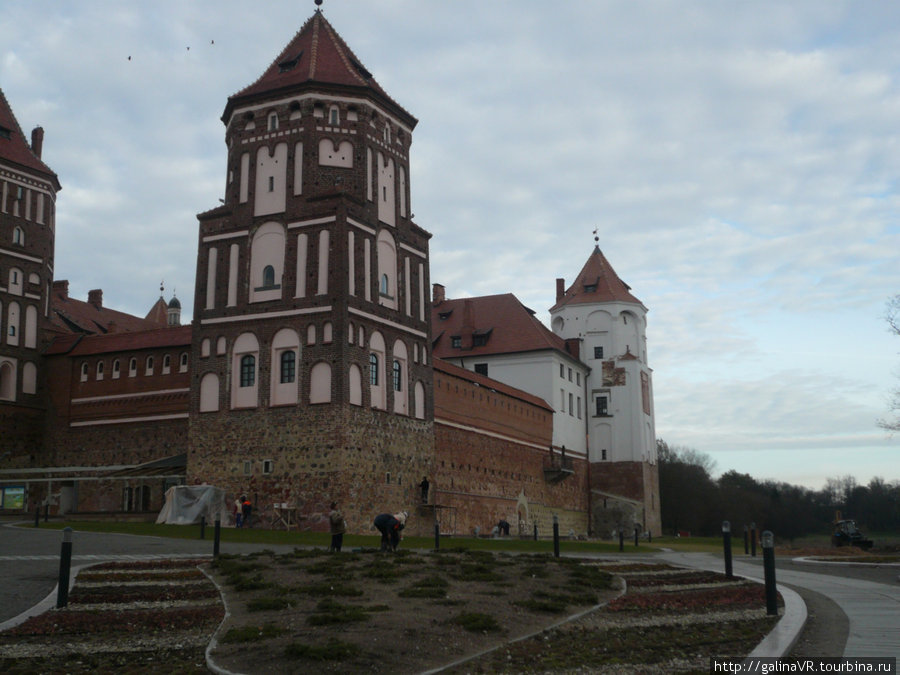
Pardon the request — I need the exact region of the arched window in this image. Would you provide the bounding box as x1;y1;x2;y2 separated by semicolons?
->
392;360;402;392
240;355;256;387
80;362;88;382
369;353;379;386
145;356;154;375
280;351;296;384
0;361;15;401
201;338;211;357
179;352;189;372
249;222;285;303
309;362;332;404
328;105;339;126
349;363;363;406
13;227;23;245
380;274;390;296
262;264;275;287
268;111;278;131
96;361;104;380
129;358;137;377
112;359;121;379
162;354;171;374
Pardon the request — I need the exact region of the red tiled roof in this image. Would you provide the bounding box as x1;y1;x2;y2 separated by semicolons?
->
550;246;644;311
431;293;570;360
223;11;415;126
47;325;192;357
49;285;168;337
434;358;553;412
0;88;61;189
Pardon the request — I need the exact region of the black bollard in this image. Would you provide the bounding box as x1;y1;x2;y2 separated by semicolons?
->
56;527;73;608
552;515;559;558
761;530;778;615
618;529;624;552
44;503;49;522
200;515;206;540
750;523;757;557
648;530;652;544
722;520;733;578
634;526;639;547
743;525;749;554
434;521;440;551
213;518;221;558
533;522;538;541
34;505;40;528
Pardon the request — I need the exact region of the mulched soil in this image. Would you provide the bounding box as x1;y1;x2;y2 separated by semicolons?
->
0;550;780;674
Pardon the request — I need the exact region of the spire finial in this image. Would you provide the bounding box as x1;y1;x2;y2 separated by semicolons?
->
160;280;165;297
592;228;599;248
315;0;323;7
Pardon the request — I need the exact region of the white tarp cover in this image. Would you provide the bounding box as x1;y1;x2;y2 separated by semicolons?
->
156;485;232;525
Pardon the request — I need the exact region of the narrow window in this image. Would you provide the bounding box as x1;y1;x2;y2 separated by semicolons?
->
243;460;253;475
162;354;171;374
13;227;23;245
112;359;120;379
179;352;189;372
263;265;275;287
145;356;154;375
594;346;604;359
380;273;389;296
369;353;379;386
329;106;339;125
596;396;608;416
268;112;278;131
240;354;256;387
80;362;88;382
392;360;402;391
280;350;296;384
96;361;104;380
129;358;137;377
568;393;573;416
601;448;607;461
559;364;564;378
263;459;274;474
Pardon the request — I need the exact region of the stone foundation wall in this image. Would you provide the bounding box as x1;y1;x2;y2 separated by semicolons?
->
187;402;434;535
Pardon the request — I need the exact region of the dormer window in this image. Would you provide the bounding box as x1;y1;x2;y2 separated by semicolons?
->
438;311;452;320
0;125;11;140
278;50;302;72
328;106;339;126
451;336;461;349
584;283;597;293
268;112;278;131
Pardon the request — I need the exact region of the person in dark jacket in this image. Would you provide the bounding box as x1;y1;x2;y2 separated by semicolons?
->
241;495;252;528
328;502;346;552
373;511;407;551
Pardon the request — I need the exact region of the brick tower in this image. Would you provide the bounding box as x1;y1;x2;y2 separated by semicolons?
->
0;89;60;466
187;9;434;533
549;244;661;536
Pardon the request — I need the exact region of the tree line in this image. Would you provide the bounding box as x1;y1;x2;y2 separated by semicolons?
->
657;439;900;540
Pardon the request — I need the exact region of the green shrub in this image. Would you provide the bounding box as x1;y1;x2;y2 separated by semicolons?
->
450;611;501;633
246;596;292;612
220;623;285;643
284;638;360;661
297;581;364;597
307;599;371;626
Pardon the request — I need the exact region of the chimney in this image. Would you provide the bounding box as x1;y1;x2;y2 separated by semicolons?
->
31;127;44;159
556;278;565;302
432;283;445;305
53;279;69;299
88;289;103;310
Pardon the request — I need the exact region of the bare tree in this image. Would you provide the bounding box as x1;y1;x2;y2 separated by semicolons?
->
879;295;900;432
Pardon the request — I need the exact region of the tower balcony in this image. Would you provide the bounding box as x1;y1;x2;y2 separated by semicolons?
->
543;449;574;484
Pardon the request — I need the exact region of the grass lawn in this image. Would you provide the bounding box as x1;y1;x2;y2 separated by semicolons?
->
20;519;725;554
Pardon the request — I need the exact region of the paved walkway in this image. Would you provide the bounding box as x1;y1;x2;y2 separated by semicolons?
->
660;551;900;660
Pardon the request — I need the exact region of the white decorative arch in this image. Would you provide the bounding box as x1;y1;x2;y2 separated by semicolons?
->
254;142;288;216
318;138;353;168
199;373;220;412
271;328;300;406
0;359;15;401
369;331;386;410
231;332;259;409
414;380;425;419
7;302;20;346
22;361;37;395
377;229;398;310
249;222;286;303
349;363;363;406
24;305;37;349
309;362;332;404
392;339;408;415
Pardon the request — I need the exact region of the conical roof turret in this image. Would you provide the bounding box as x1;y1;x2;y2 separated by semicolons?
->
550;246;644;312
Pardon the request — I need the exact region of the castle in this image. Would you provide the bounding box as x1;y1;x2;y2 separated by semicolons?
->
0;9;660;537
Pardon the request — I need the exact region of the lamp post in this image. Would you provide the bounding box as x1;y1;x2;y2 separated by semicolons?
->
56;527;73;608
722;520;733;578
761;530;778;615
750;522;757;557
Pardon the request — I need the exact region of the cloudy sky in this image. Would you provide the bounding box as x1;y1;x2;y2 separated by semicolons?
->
2;1;898;490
